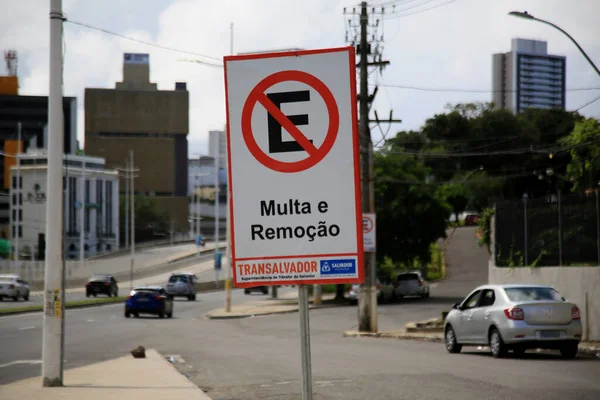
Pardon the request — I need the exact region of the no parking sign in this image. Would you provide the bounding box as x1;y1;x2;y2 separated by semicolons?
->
224;47;364;287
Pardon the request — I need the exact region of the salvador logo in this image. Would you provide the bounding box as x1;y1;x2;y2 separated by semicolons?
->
27;183;46;204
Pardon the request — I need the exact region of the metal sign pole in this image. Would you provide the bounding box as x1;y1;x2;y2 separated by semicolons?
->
298;285;313;400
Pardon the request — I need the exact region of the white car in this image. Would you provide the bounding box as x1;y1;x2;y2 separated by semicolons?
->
393;271;430;299
444;284;582;359
347;279;394;304
0;274;30;301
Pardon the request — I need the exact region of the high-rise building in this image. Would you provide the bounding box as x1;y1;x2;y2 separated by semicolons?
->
85;53;189;236
208;130;226;169
492;38;566;113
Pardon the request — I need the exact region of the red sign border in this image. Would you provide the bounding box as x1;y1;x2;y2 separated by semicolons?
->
223;46;364;288
241;70;339;173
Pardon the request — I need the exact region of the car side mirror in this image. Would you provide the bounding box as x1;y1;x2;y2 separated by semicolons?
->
452;303;460;310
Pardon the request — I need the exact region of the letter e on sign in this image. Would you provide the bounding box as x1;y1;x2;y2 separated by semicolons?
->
223;47;365;288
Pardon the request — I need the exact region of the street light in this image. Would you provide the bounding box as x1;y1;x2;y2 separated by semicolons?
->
508;11;600;78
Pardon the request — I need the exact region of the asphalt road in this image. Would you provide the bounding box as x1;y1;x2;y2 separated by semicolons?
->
4;228;594;398
0;252;222;310
0;286;268;386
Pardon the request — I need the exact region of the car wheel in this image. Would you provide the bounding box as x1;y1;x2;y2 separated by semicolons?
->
444;326;462;354
158;311;165;318
559;343;578;359
192;294;196;301
24;292;29;301
86;292;90;298
262;288;268;295
12;296;18;301
167;310;173;318
489;327;507;358
125;310;131;318
244;289;249;294
93;293;97;297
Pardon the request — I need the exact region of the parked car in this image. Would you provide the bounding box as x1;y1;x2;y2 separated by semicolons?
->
245;285;269;295
165;272;197;301
444;284;582;359
347;279;394;304
393;271;430;299
125;286;173;318
0;274;30;301
464;213;479;226
86;274;119;297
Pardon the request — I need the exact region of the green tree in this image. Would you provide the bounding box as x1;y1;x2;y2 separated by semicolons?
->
437;183;469;223
119;193;169;244
373;148;450;268
560;118;600;192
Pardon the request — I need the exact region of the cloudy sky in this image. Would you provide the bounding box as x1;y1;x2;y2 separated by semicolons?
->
2;0;599;156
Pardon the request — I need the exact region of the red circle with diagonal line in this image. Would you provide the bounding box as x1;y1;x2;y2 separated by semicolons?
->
241;70;339;173
363;215;373;234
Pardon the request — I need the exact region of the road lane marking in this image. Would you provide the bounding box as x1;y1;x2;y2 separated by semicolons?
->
18;326;35;330
86;319;94;322
0;360;42;368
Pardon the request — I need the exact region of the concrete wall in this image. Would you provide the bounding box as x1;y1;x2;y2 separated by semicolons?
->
488;216;600;341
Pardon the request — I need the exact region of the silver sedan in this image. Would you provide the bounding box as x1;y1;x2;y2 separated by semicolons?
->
444;284;582;359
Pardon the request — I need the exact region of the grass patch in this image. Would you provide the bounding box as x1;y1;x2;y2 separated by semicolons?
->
426;243;446;281
0;296;127;315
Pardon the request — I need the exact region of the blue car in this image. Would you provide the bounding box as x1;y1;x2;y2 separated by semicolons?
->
125;286;173;319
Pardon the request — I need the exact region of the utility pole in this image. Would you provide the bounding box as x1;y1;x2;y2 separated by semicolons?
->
79;152;86;270
14;122;21;268
124;158;129;250
225;23;234;312
42;0;65;386
130;151;136;291
357;1;376;333
213;138;221;289
344;2;395;332
196;174;200;256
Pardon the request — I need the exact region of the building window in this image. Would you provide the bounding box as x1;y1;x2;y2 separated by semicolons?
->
19;193;22;205
12;194;16;206
12;176;16;189
18;225;22;238
19;176;22;189
85;180;91;233
12;209;16;221
18;209;22;222
12;225;15;239
105;181;113;236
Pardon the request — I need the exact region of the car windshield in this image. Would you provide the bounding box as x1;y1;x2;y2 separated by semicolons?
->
504;287;563;302
169;275;188;283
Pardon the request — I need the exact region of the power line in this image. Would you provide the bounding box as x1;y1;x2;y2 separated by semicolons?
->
65;19;223;68
575;94;600;111
383;0;461;19
375;83;600;93
386;137;600;157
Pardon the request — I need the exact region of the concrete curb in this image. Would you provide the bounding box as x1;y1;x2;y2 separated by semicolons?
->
204;301;345;320
427;228;455;284
343;331;600;358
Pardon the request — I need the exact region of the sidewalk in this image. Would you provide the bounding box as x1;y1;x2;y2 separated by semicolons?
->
205;290;341;319
0;349;212;400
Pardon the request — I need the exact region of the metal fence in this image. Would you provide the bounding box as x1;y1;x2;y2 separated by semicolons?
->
494;192;600;267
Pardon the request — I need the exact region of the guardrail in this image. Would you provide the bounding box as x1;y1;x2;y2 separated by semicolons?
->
3;246;226;291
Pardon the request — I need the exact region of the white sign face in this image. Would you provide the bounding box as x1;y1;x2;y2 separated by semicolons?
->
224;47;364;287
362;213;376;252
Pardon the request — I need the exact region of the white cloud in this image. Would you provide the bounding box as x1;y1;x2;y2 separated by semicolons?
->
1;0;599;155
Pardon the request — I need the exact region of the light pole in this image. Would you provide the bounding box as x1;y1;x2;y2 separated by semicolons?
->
191;172;210;256
79;152;86;270
508;11;600;78
14;122;21;269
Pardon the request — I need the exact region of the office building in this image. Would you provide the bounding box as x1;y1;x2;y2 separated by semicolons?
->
492;38;566;113
209;130;227;169
85;53;189;234
9;150;119;259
